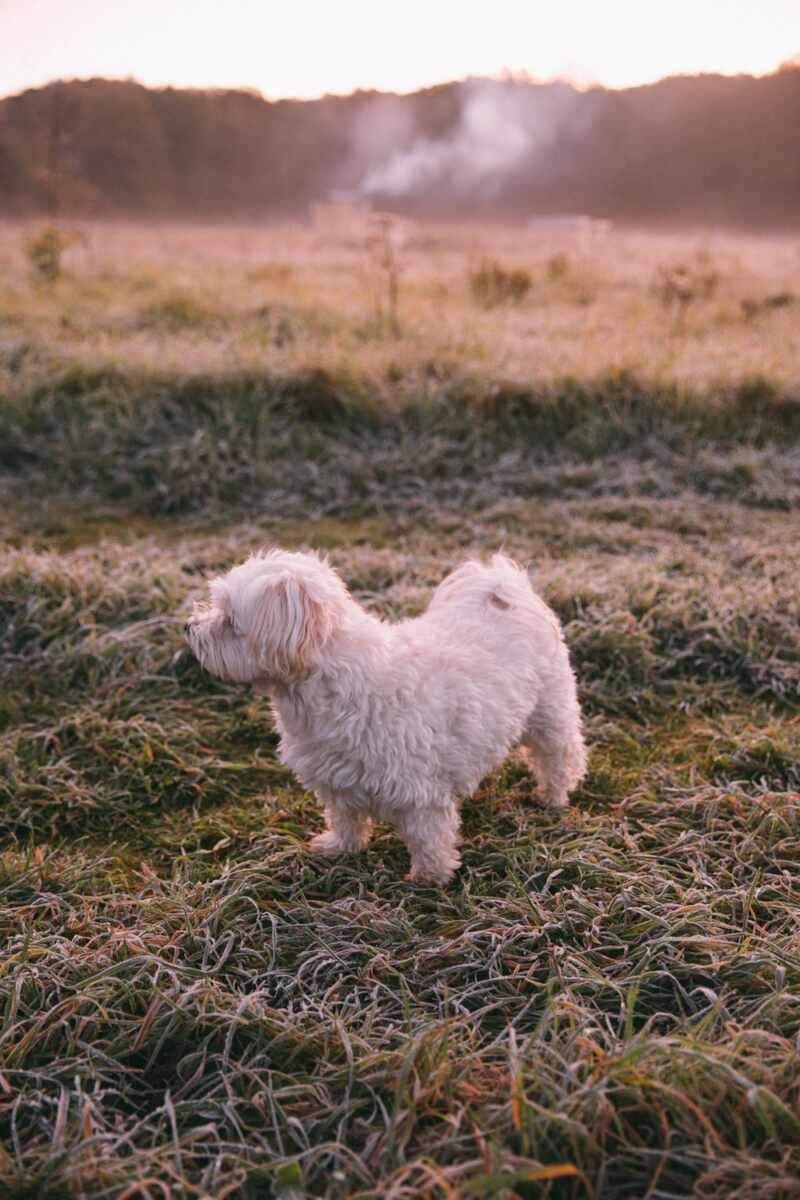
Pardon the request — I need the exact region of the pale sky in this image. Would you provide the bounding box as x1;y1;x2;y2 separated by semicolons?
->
1;0;798;100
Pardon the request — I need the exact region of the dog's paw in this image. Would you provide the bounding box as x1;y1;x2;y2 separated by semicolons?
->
406;860;458;886
309;830;351;855
541;788;570;810
309;828;372;855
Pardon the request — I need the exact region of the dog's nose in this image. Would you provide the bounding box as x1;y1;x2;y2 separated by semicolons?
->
184;622;191;637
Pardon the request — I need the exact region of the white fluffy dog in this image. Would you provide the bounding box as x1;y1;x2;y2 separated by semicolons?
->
185;549;586;884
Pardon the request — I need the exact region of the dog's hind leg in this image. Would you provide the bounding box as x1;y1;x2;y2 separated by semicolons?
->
520;696;587;810
309;794;373;855
396;801;461;885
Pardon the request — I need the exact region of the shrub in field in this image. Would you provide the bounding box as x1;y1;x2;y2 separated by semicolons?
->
740;291;795;321
364;215;404;336
469;258;532;307
251;304;296;347
653;258;720;318
24;225;73;282
546;251;570;281
137;292;223;333
542;251;597;305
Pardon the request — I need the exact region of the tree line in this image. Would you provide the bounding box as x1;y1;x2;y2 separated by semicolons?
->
0;67;798;227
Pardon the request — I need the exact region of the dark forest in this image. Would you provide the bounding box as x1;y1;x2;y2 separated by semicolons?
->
1;66;799;227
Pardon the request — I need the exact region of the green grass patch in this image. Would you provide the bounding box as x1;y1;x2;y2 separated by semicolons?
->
1;454;799;1196
2;363;800;517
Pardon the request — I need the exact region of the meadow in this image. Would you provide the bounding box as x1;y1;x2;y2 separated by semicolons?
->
1;218;799;1199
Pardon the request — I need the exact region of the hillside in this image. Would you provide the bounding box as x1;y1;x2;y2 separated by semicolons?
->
1;67;799;227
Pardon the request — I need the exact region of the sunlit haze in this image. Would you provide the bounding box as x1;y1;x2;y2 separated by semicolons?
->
2;0;798;99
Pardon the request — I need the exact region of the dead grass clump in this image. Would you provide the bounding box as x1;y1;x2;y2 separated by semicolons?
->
740;291;796;321
541;252;597;305
469;258;532;307
654;258;720;320
250;303;296;346
546;251;570;281
24;225;75;282
137;292;225;333
364;216;404;337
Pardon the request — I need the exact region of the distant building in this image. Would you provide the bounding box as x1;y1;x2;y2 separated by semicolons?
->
310;191;371;235
528;214;612;237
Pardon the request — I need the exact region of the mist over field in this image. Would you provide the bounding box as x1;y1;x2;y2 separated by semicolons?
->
1;53;800;1200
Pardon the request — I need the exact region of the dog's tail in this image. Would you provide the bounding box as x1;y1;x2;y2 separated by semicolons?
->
429;553;554;626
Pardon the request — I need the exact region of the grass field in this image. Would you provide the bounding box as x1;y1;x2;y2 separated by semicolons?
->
1;219;800;1198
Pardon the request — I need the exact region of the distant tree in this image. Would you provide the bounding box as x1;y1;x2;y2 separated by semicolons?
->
0;112;33;212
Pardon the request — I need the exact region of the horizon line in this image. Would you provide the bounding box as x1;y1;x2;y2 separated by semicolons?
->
2;58;797;105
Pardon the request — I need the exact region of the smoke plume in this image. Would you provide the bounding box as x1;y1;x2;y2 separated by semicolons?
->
358;78;585;201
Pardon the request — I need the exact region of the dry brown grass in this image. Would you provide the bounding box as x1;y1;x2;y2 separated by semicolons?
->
1;219;799;393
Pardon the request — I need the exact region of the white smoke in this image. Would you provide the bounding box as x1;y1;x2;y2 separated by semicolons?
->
358;78;584;200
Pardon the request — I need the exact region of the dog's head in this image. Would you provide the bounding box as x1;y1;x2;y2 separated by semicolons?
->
185;549;349;686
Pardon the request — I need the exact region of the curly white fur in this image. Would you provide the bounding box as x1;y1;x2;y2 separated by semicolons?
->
186;549;587;884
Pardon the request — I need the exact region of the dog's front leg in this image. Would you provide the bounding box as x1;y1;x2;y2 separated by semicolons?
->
309;795;373;856
396;802;461;885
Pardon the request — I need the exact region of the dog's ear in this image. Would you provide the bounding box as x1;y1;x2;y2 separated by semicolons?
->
248;575;334;680
206;580;234;630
